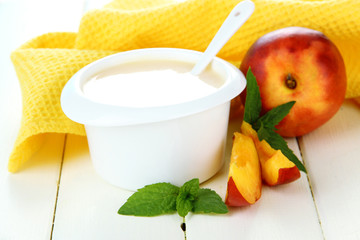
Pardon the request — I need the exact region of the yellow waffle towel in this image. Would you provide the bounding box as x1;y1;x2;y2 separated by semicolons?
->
10;0;360;172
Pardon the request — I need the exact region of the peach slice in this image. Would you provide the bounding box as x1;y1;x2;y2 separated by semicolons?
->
225;132;262;206
240;121;300;186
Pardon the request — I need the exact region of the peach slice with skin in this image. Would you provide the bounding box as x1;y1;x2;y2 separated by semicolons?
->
240;121;300;186
225;132;262;206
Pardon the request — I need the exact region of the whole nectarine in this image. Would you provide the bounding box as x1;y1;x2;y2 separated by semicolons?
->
240;27;347;137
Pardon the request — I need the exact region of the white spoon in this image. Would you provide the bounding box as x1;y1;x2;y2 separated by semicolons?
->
191;0;255;75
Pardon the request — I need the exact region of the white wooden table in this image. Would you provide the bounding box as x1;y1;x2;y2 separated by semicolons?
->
1;0;360;239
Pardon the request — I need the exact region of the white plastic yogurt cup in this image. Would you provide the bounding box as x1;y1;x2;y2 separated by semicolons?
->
61;48;246;191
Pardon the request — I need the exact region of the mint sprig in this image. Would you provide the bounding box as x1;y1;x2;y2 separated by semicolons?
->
243;68;306;173
118;178;228;217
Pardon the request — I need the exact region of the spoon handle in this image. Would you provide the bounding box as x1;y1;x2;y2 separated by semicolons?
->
191;0;255;75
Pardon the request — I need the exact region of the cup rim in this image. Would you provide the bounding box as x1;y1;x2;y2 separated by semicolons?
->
61;48;246;127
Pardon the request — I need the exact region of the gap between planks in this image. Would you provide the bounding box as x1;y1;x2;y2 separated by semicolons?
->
47;3;115;238
50;133;68;240
296;136;326;240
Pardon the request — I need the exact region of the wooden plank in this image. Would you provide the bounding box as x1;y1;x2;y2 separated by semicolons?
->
52;135;184;240
0;0;86;239
0;134;65;240
53;118;323;239
298;100;360;240
52;1;185;237
186;119;324;240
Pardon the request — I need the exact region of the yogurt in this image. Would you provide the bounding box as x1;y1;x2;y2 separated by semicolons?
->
61;48;246;190
82;60;224;107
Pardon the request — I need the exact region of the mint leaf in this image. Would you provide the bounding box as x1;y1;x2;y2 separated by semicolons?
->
243;67;262;125
193;189;228;214
253;101;296;131
118;182;179;216
257;125;307;173
176;178;199;217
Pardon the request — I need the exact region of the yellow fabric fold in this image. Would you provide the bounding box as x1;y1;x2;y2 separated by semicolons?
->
10;32;116;171
9;0;360;172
